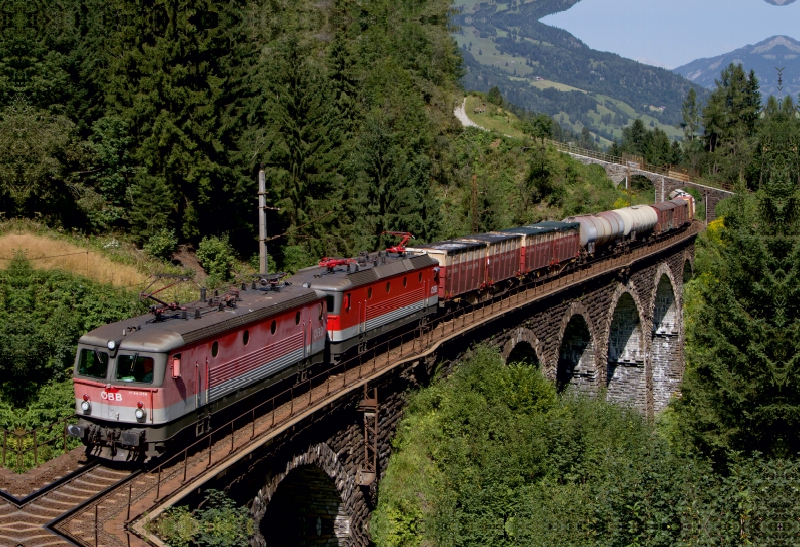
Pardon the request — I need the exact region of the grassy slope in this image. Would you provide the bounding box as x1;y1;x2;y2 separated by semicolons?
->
452;0;691;147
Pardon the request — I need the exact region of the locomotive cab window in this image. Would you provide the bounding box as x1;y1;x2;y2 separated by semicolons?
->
242;330;250;346
418;272;423;283
326;295;335;313
211;341;219;357
295;311;301;325
77;348;109;379
116;354;156;384
271;320;277;335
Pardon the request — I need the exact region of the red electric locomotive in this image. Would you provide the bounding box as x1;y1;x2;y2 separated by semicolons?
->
68;283;327;459
287;245;439;356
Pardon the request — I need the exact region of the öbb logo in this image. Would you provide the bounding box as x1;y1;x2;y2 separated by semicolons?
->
101;392;123;401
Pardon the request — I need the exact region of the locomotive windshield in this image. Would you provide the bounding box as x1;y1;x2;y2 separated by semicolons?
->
77;349;109;379
116;354;156;384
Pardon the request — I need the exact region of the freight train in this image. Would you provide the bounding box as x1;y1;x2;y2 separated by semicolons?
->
68;191;694;460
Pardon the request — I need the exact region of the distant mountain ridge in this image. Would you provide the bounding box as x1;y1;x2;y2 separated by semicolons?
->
763;0;796;5
674;35;800;98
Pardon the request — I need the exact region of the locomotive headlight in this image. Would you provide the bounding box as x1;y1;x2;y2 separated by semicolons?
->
135;402;145;420
81;401;91;412
107;340;116;350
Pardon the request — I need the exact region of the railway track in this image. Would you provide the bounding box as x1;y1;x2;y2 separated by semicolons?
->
0;463;137;547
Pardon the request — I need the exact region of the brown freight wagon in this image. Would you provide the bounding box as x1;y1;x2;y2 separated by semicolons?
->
458;232;522;286
499;222;581;275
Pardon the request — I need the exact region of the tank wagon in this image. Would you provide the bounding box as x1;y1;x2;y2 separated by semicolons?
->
69;177;695;461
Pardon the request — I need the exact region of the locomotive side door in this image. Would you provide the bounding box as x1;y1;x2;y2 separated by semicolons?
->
358;297;367;335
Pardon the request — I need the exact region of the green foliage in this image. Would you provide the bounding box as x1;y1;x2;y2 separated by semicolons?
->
374;346;800;547
701;63;762;184
194;490;253;547
487;85;504;106
373;346;685;547
0;254;142;470
151;489;253;547
610;118;682;167
197;235;237;286
0;253;144;406
438;132;652;238
143;228;178;261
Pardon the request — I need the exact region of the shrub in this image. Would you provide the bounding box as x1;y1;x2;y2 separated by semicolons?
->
151;490;253;547
197;235;237;286
142;228;178;261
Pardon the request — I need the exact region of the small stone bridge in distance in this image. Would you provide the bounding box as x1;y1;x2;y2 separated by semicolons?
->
547;140;735;222
2;224;703;547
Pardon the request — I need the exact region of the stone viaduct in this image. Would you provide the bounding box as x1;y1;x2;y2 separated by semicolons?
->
559;147;734;222
109;228;697;547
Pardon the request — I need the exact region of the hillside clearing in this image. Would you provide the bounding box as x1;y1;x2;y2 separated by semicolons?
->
0;233;145;288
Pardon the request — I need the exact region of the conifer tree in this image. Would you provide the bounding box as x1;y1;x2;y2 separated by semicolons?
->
676;98;800;464
105;0;248;241
701;63;762;184
247;36;346;259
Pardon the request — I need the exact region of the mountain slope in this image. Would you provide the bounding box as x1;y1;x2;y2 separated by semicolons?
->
674;35;800;98
453;0;706;144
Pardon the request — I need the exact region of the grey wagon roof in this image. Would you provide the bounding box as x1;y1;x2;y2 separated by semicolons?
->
499;221;580;235
79;286;322;353
406;239;485;253
287;254;438;293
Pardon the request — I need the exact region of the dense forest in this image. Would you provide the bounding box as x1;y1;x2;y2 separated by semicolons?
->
374;68;800;545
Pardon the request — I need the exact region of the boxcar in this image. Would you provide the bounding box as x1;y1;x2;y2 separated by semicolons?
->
458;232;522;286
499;221;580;275
651;201;679;233
405;240;486;301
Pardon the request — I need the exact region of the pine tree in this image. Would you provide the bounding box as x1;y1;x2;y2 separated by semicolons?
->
352;61;440;247
676;99;800;464
701;63;762;183
105;0;248;242
246;36;346;260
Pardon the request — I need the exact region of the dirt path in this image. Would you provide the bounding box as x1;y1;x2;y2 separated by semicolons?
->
454;97;487;130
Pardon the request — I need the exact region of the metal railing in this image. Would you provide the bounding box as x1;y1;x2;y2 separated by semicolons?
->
545;139;735;192
1;417;75;472
50;224;702;547
131;222;702;518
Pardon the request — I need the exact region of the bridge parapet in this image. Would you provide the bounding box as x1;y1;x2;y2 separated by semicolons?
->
547;140;734;222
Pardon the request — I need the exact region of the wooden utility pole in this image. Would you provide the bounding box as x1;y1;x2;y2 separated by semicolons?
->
471;174;479;234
